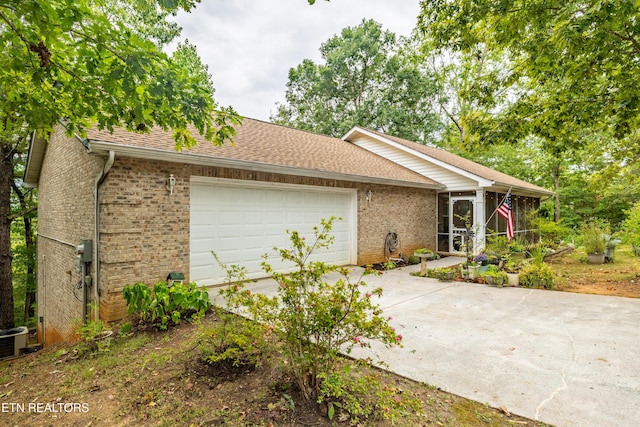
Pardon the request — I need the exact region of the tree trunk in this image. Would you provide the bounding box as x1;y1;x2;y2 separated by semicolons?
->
0;142;15;329
22;214;35;322
12;181;36;323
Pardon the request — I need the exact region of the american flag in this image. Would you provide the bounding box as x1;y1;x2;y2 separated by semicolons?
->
497;192;514;240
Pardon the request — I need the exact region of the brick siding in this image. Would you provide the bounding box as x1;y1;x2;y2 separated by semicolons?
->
37;138;437;342
36;129;103;343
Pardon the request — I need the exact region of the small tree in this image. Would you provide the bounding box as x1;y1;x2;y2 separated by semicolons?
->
223;217;401;400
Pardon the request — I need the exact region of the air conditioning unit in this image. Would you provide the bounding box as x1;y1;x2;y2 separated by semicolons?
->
0;326;29;359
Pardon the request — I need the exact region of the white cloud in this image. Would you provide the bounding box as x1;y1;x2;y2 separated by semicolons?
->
172;0;420;121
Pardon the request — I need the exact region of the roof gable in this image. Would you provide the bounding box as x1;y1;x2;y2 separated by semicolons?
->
343;127;553;196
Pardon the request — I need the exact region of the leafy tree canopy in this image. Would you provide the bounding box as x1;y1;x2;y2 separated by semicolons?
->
0;0;240;149
419;0;640;151
271;19;440;141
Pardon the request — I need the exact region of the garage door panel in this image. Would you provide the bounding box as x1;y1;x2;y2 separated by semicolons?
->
190;179;355;285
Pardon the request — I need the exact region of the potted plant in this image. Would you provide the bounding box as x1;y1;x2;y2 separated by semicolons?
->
603;235;621;263
508;240;526;261
503;259;521;287
474;253;488;266
486;252;500;266
436;267;455;281
582;221;607;264
495;271;508;288
467;261;479;280
481;265;500;285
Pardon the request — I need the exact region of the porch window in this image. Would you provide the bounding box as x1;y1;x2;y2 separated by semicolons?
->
485;192;541;242
437;193;449;252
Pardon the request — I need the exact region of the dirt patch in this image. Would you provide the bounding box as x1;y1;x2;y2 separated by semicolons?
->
363;259;413;271
0;315;544;427
4;249;634;426
549;246;640;298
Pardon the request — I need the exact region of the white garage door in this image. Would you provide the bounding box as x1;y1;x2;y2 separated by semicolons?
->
190;177;356;285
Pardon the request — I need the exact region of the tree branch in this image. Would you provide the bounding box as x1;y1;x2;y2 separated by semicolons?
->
8;206;37;221
70;28;129;64
0;9;38;70
605;29;640;55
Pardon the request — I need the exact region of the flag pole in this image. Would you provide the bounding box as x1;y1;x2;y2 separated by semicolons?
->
485;187;513;227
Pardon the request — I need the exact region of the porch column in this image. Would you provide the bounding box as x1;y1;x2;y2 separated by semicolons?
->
475;189;485;254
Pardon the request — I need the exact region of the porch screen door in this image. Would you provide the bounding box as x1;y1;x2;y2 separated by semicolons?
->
450;197;474;254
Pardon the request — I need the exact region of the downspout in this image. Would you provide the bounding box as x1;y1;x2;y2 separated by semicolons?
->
93;150;115;320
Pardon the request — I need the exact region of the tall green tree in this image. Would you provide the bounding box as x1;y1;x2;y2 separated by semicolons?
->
272;19;440;140
405;33;516;150
0;0;240;329
419;0;640;151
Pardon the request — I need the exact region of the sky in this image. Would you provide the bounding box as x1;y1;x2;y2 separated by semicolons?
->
171;0;421;121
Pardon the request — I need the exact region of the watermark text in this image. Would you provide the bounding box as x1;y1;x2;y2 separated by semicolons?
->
1;402;89;413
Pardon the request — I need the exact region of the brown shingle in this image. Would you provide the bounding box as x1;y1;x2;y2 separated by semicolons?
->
86;118;442;187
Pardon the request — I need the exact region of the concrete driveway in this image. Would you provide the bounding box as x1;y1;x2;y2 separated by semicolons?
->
215;259;640;427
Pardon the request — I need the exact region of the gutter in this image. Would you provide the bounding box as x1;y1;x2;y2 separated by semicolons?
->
92;150;115;321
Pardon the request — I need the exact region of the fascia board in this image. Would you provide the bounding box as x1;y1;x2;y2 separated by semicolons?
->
22;132;48;188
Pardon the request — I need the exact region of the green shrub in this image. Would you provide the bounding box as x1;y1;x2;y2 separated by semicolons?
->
485;234;510;255
199;311;269;371
221;217;401;401
508;239;526;253
621;201;640;251
123;281;211;330
435;267;455;281
519;263;555;289
318;363;423;424
75;317;112;356
529;213;570;249
383;260;397;270
408;255;420;265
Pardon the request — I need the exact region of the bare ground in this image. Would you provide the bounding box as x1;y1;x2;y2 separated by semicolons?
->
0;315;547;427
549;245;640;298
2;247;637;426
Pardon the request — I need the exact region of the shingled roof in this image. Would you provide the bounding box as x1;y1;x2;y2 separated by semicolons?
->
83;118;442;189
344;127;553;196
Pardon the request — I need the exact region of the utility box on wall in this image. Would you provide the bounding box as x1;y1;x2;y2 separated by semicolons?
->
76;239;93;263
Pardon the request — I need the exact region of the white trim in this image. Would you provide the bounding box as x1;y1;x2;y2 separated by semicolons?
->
191;176;355;195
344;127;494;187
